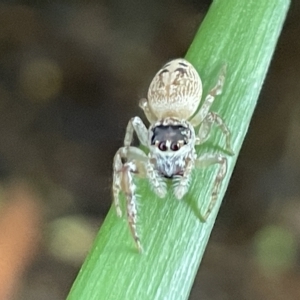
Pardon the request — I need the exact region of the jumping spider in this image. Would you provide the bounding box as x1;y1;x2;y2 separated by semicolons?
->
112;58;234;251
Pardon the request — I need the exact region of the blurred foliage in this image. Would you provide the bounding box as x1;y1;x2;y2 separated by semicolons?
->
253;225;297;276
47;215;98;267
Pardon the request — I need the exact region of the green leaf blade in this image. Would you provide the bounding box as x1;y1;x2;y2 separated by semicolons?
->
67;1;290;299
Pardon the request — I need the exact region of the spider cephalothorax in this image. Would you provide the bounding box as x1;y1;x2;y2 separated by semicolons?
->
112;58;234;251
149;118;196;179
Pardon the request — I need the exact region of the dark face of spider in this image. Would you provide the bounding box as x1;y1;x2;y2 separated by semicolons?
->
151;125;189;152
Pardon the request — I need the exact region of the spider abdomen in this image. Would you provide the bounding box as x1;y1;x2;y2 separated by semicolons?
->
147;58;202;120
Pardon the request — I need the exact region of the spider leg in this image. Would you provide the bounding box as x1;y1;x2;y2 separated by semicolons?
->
196;111;234;155
124;116;148;148
190;65;226;127
146;157;167;198
113;150;123;217
139;98;157;124
112;146;147;252
173;156;195;200
195;153;227;220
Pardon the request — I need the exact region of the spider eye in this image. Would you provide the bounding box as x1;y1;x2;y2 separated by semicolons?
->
171;142;180;151
158;141;167;151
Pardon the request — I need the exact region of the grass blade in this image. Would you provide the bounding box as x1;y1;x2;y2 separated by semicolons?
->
67;1;290;299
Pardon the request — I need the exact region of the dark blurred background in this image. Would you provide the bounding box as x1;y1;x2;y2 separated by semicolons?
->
0;0;299;299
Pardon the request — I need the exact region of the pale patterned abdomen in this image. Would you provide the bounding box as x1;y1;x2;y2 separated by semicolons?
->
147;58;202;120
